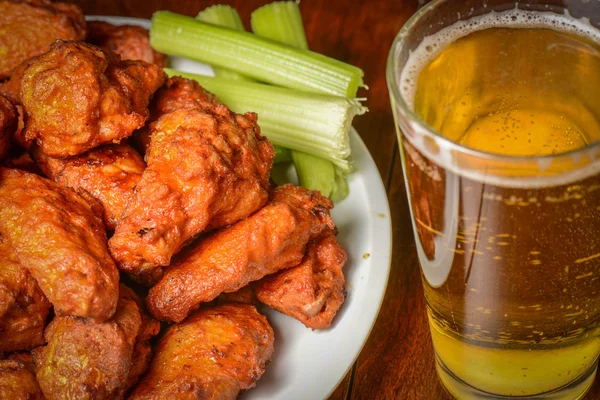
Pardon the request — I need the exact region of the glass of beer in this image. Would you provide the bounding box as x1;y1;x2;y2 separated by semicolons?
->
387;0;600;398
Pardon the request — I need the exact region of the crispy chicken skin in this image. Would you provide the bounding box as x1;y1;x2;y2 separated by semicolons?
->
129;304;274;400
0;239;50;352
0;95;17;161
32;285;143;400
256;230;347;330
20;40;166;157
147;184;335;323
32;143;146;231
109;104;274;280
0;0;86;79
0;352;44;400
132;76;220;155
0;167;119;320
87;21;167;68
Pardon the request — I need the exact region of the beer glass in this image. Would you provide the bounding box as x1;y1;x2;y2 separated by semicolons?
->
387;0;600;398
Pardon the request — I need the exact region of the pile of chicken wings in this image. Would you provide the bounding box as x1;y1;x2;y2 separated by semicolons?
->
0;1;347;399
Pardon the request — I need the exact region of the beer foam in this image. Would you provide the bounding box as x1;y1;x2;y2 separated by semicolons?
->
400;8;600;108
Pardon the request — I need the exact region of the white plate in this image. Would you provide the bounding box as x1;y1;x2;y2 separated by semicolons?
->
88;16;393;400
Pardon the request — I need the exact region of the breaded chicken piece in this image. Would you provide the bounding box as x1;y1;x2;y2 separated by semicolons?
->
32;284;158;400
87;21;167;67
118;285;161;392
21;40;166;157
129;304;274;400
0;0;86;79
0;352;44;400
256;230;347;330
0;239;50;352
0;167;119;320
32;143;145;230
0;95;17;162
132;76;220;156
109;104;274;282
147;184;335;323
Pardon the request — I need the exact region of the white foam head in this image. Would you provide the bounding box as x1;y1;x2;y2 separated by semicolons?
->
400;8;600;109
396;7;600;189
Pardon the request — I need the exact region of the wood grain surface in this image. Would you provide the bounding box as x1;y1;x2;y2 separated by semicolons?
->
66;0;600;398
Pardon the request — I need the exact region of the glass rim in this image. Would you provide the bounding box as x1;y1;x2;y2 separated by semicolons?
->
386;0;600;164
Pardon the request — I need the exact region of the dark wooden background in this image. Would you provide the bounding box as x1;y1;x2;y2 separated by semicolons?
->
67;0;600;398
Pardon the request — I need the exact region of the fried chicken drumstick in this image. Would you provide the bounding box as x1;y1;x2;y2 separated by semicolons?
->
21;40;166;157
256;230;347;330
109;101;274;281
32;284;159;400
32;143;146;230
0;0;86;79
129;304;274;400
0;167;119;320
147;184;335;323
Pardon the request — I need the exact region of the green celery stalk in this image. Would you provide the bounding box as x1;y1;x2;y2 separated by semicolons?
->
252;1;350;201
291;151;336;198
196;5;254;82
196;5;245;30
251;2;309;50
164;68;366;172
151;11;364;97
273;145;292;163
331;167;350;203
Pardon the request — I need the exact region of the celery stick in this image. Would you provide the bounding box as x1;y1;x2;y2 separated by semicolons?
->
252;1;350;201
273;145;292;163
196;5;254;82
251;2;309;50
165;68;366;172
331;168;350;203
151;11;364;97
196;5;245;30
291;151;336;198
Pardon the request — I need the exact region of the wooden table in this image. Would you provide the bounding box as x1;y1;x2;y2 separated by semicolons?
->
70;0;600;398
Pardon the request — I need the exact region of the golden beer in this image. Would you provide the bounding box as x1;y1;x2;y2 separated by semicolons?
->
395;7;600;399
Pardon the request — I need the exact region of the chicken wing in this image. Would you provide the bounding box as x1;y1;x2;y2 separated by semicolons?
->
256;230;346;330
0;239;50;352
87;21;167;67
0;167;119;320
32;284;158;400
129;304;274;400
20;40;166;157
0;95;17;162
109;104;274;281
0;352;44;400
0;0;86;79
147;184;335;323
32;143;145;230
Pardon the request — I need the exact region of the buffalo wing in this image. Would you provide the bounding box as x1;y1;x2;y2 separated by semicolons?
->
147;184;335;323
129;304;273;400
